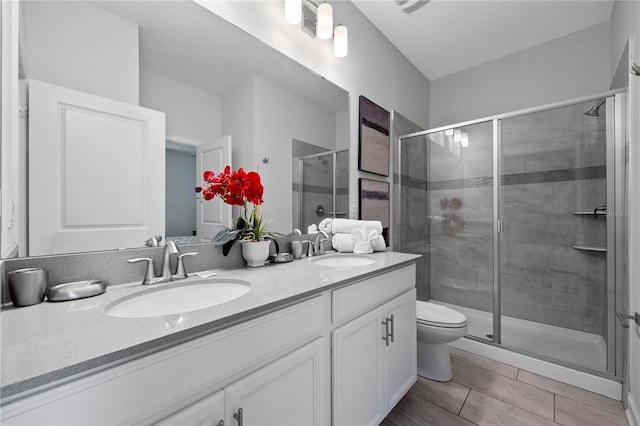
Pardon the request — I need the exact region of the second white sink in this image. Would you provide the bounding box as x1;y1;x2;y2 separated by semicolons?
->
105;279;251;319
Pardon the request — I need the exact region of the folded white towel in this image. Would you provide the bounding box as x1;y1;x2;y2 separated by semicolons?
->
351;227;375;254
318;218;333;234
307;224;318;234
331;219;383;235
332;233;386;253
332;233;355;253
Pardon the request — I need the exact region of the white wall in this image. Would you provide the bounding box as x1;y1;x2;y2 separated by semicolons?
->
253;76;338;233
221;75;339;233
140;70;221;144
610;0;640;423
429;22;611;128
194;0;430;218
21;1;138;104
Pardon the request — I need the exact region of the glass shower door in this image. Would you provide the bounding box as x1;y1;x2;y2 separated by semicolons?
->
399;120;494;341
498;98;611;373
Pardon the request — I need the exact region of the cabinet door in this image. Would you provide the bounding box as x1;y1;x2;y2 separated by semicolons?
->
332;307;385;426
157;390;224;426
383;289;417;412
225;338;326;426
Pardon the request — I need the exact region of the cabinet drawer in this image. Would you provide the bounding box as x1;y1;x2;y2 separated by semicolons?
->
2;296;326;425
332;264;415;325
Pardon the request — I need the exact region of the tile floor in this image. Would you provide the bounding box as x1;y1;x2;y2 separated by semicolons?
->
382;347;629;426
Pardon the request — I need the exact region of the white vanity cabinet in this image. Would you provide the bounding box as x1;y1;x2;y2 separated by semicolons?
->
1;262;416;426
331;265;417;426
159;338;326;426
2;296;327;426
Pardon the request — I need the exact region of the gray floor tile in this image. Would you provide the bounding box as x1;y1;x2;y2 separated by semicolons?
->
517;370;626;418
449;347;518;379
391;392;476;426
452;359;554;420
554;395;629;426
409;375;470;414
380;417;399;426
459;390;556;426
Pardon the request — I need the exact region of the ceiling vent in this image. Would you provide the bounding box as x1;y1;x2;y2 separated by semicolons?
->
394;0;430;14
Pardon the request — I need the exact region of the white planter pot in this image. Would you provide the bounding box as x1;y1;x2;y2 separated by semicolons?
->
241;240;271;267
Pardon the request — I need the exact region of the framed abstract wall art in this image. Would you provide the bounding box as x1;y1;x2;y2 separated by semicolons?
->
358;96;390;176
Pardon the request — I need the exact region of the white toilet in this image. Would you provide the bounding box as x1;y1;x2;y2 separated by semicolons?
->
416;300;467;382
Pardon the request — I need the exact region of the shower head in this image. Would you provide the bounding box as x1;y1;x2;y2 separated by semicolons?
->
585;100;606;117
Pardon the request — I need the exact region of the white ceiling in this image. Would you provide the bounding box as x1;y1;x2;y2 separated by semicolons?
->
352;0;614;81
93;1;348;112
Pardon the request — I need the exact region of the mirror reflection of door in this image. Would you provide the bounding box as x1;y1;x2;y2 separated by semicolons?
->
28;79;165;256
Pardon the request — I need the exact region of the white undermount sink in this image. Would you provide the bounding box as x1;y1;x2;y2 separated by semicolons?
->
105;279;251;319
311;254;376;268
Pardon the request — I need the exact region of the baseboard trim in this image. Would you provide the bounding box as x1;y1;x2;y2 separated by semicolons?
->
628;393;639;426
450;337;622;400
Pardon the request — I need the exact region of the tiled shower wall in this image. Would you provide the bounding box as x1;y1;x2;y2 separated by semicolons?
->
402;100;608;336
292;140;348;233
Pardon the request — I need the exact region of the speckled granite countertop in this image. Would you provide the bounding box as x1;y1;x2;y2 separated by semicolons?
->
0;251;419;400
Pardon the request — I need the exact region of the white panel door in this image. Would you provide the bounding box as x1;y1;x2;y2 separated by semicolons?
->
196;136;232;237
225;338;327;426
384;290;417;413
28;79;165;256
332;307;385;426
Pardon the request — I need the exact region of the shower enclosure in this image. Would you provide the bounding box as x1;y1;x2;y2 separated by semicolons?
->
397;91;626;376
293;150;349;233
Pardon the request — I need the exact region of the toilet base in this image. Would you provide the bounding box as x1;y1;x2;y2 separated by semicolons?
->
417;340;453;382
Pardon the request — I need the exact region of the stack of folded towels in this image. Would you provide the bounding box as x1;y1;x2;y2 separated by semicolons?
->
319;218;386;253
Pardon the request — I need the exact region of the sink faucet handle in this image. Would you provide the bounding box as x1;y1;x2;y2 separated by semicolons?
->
301;240;313;257
127;258;157;285
174;252;199;280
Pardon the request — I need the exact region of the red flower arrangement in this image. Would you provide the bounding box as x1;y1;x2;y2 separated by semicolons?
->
195;166;264;207
196;166;271;252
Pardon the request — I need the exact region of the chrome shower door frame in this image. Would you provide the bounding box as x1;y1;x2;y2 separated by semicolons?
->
397;89;627;378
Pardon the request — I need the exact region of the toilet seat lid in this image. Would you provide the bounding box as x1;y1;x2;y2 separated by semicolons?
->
416;301;467;327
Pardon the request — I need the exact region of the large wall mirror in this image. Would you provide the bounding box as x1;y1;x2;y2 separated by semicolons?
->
6;0;349;258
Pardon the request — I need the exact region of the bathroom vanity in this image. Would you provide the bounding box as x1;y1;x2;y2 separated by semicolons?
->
0;252;418;425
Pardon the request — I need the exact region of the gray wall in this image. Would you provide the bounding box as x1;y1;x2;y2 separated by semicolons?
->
429;22;611;128
165;149;197;238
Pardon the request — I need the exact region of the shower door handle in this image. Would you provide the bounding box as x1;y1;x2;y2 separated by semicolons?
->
616;312;640;328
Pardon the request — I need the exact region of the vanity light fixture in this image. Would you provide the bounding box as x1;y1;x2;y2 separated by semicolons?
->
444;129;454;136
316;3;333;40
453;129;461;142
285;0;302;24
333;24;348;58
460;131;469;147
285;1;348;57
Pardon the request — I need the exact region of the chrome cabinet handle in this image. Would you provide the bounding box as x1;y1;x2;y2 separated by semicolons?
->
233;408;243;426
617;312;640;329
382;318;390;346
388;314;395;343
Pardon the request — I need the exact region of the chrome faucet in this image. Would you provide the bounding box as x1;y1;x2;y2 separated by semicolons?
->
160;241;179;281
313;230;330;256
128;241;195;285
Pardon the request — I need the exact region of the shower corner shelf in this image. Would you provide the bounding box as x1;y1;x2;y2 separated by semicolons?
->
572;211;607;216
571;245;607;252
